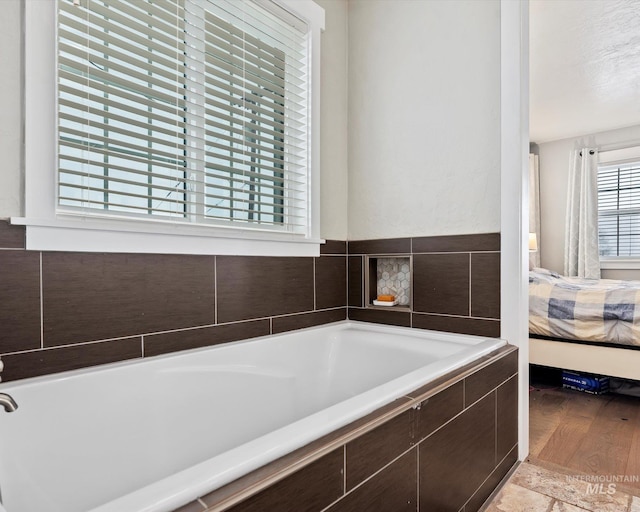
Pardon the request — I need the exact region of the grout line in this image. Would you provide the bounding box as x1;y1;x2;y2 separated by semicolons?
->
495;389;498;466
343;445;347;494
416;442;420;509
411;250;500;256
213;256;217;325
141;335;145;358
345;254;349;310
39;251;43;350
197;498;208;510
469;253;472;317
313;257;317;311
361;256;365;308
463;379;466;408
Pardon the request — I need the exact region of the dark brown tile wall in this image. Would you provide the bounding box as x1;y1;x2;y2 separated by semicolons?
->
419;392;496;512
413;253;470;315
347;233;501;337
315;256;347;309
347;256;362;307
227;448;344;512
496;375;519;461
471;252;501;319
347;307;411;327
0;222;25;248
348;237;411;255
412;233;500;253
216;256;314;323
0;251;41;353
42;252;216;346
412;313;500;338
414;380;464;441
0;222;347;382
144;320;271;358
1;225;501;380
327;450;418;512
464;445;518;512
465;349;518;405
272;308;347;334
345;409;413;490
186;346;518;512
1;337;142;381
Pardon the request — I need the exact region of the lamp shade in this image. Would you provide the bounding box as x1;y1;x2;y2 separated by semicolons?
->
529;233;538;252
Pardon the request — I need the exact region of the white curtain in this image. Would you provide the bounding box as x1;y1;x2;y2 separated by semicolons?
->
529;154;540;268
564;148;600;278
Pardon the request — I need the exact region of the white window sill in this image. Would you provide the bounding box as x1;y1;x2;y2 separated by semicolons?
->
600;258;640;270
12;216;322;257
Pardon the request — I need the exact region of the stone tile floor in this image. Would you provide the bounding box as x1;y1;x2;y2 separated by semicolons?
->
485;461;640;512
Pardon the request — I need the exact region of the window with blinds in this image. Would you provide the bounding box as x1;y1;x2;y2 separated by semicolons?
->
597;161;640;257
57;0;310;234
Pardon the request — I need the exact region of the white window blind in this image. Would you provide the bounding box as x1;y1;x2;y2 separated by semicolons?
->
57;0;310;234
597;161;640;257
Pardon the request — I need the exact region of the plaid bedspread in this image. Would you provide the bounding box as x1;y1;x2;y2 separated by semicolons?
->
529;268;640;346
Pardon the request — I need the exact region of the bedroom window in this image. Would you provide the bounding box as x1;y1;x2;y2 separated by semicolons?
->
18;0;324;256
597;161;640;257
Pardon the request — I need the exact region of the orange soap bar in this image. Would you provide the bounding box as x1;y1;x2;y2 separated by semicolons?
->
377;294;395;302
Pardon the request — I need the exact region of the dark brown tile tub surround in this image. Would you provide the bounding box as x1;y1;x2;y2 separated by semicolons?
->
226;448;344;512
272;308;346;334
347;256;362;307
348;233;500;337
345;408;413;490
42;252;216;346
0;251;41;353
216;256;314;323
185;346;518;512
413;252;470;315
1;337;142;382
0;221;25;248
0;222;347;382
315;256;347;309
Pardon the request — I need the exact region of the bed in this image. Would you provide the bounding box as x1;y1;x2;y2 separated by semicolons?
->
529;268;640;381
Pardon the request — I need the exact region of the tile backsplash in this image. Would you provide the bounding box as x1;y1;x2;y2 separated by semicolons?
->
0;221;501;383
348;233;501;338
0;222;347;382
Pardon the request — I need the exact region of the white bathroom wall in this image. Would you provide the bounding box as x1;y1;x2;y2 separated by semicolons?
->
347;0;501;240
536;123;640;279
0;0;23;218
315;0;349;241
0;0;350;241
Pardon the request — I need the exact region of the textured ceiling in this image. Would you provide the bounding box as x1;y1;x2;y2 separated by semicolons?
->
530;0;640;144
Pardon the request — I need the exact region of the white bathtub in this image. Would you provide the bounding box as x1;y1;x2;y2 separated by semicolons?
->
0;321;505;512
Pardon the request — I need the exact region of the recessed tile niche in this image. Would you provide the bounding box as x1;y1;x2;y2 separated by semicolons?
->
365;255;412;311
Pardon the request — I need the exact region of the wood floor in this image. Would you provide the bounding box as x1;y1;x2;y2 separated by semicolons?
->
528;384;640;492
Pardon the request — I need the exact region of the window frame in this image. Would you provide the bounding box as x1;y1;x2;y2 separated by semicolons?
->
16;0;324;257
597;146;640;269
